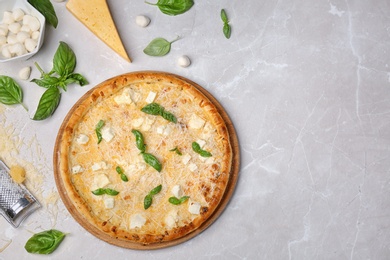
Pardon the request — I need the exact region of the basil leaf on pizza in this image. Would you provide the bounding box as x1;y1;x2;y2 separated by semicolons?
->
141;102;177;123
131;129;146;152
95;120;105;144
169;196;189;205
142;152;162;172
192;141;212;157
144;184;162;209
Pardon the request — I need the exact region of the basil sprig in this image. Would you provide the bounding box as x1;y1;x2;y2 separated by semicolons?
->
116;166;128;182
31;41;88;120
28;0;58;28
95;120;105;144
169;147;182;155
24;229;66;254
192;141;212;157
0;76;27;110
145;0;194;16
169;196;189;205
220;9;231;39
143;37;180;57
144;184;162;209
132;129;162;172
141;102;177;123
91;188;119;196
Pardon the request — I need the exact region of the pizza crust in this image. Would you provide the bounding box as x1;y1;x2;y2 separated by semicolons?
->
55;71;233;246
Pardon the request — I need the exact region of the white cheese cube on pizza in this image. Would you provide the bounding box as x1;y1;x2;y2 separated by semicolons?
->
71;165;83;174
101;126;115;142
196;139;206;148
132;117;144;128
165;209;179;228
188;163;198;172
182;154;191;165
171;185;183;198
94;173;110;188
145;91;157;103
188;114;205;129
92;161;109;171
188;201;201;215
163;125;173;136
76;134;89;144
141;117;156;131
156;125;165;134
130;214;146;229
104;197;115;209
114;89;133;105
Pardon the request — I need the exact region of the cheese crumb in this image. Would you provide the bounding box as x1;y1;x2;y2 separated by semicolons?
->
114;89;133;105
188;163;198;172
101;126;115;142
188;114;205;129
76;134;89;144
9;165;25;184
188;201;201;215
130;214;146;228
182;154;191;165
92;161;108;171
196;139;206;148
71;165;83;174
94;173;110;188
171;185;182;198
165;209;179;228
145;91;157;103
104;197;115;209
132;117;144;128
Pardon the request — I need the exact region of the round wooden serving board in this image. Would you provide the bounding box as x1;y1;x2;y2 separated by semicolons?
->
53;71;240;250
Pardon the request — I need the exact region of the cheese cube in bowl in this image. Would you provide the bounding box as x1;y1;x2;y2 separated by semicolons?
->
0;0;45;62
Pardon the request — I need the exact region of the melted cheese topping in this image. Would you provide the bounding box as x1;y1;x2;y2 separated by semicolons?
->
64;75;231;241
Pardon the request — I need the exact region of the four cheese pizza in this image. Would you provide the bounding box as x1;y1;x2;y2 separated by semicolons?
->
54;71;233;247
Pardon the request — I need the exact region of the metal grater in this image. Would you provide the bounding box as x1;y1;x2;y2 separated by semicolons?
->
0;159;40;228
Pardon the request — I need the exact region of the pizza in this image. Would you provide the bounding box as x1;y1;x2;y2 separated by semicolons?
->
54;71;234;248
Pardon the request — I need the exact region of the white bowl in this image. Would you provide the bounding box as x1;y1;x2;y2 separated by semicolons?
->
0;0;45;62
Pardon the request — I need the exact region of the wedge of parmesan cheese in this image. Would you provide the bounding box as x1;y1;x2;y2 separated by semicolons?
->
66;0;131;62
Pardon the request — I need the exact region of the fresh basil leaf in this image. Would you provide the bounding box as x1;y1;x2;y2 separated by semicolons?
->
0;76;23;105
144;194;152;209
146;0;194;16
143;37;179;57
66;73;88;86
116;166;124;175
120;173;128;182
161;110;177;123
105;188;119;196
32;87;61;120
31;76;61;89
150;184;162;195
95;120;105;144
142;152;162;172
91;188;106;196
192;141;212;157
223;23;231;39
169;147;182;155
141;102;177;123
144;184;162;209
169;196;189;205
220;9;229;23
24;229;66;254
53;42;76;77
141;102;163;115
116;166;128;182
92;188;119;196
28;0;58;28
131;129;146;152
